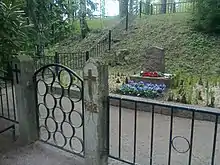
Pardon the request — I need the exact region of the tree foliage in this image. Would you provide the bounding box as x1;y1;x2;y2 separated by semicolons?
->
0;1;29;65
192;0;220;33
0;0;97;60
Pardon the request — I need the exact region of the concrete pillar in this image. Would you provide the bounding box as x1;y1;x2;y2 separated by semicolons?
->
13;55;38;145
83;58;109;165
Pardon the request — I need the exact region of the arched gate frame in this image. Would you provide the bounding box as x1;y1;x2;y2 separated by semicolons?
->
33;64;84;157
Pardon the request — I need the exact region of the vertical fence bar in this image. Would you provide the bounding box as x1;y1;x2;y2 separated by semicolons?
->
108;30;112;51
139;1;142;18
102;40;104;53
173;2;176;13
168;108;174;165
74;53;76;69
0;87;4;116
107;97;110;155
11;80;16;121
133;102;137;164
99;43;101;56
86;51;90;61
148;2;151;15
100;41;102;54
5;81;10;118
150;105;155;165
54;52;59;76
76;53;78;69
211;115;218;165
95;47;97;57
151;4;153;15
82;52;84;67
68;54;70;68
118;99;122;158
97;44;99;57
126;13;129;31
96;46;98;57
188;111;195;165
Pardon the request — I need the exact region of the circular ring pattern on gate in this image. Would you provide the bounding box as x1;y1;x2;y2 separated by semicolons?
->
171;136;190;153
34;64;84;156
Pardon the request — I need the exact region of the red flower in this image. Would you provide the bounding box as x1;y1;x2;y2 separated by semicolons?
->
142;71;159;77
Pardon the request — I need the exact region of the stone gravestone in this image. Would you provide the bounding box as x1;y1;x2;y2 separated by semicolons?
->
142;46;165;72
130;46;171;87
83;58;108;165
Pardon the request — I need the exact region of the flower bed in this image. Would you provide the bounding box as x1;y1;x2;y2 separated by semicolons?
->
117;80;166;99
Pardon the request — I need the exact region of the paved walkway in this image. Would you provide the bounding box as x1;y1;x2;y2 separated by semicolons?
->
0;142;84;165
108;106;220;165
1;104;219;165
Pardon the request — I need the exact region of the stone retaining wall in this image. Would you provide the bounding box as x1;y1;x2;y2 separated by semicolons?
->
109;96;218;123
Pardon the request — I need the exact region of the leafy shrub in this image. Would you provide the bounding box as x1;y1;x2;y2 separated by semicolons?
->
0;2;28;68
192;0;220;33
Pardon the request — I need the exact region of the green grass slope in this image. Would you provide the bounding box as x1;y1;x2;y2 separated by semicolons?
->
45;16;120;55
105;13;220;76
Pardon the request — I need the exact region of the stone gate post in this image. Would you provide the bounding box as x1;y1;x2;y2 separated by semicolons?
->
83;58;109;165
13;55;38;145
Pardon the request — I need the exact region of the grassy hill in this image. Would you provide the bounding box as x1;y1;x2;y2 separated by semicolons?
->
48;13;220;107
104;13;220;76
45;16;120;55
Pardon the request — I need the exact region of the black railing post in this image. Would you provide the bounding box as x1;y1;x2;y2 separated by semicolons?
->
108;30;112;51
6;62;13;78
54;52;59;75
139;1;142;18
86;51;90;61
150;4;153;15
173;2;176;13
148;2;151;15
126;10;129;31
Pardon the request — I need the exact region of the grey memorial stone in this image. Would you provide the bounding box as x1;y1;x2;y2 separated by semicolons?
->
83;58;109;165
13;55;38;145
143;46;165;72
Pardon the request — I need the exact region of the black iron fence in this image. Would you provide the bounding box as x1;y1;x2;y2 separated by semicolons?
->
140;1;195;16
0;67;18;124
108;94;220;165
33;11;137;70
33;52;88;71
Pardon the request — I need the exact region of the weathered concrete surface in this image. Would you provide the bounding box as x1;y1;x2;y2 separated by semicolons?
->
0;142;84;165
83;59;109;165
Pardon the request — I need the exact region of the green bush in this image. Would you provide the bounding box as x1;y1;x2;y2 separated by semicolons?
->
0;2;28;68
192;0;220;33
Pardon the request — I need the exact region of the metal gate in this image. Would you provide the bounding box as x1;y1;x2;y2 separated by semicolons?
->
33;64;84;157
0;63;18;140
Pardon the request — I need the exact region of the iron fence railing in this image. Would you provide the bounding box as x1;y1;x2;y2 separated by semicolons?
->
0;69;18;124
140;1;195;16
108;94;220;165
33;11;138;71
